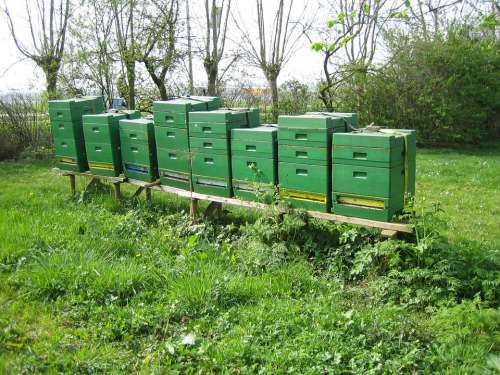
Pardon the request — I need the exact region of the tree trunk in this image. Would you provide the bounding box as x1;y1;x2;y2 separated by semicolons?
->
186;0;194;94
126;60;135;109
44;64;59;100
144;60;168;100
205;63;218;96
268;76;279;123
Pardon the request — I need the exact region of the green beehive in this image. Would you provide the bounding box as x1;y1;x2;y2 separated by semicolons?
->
153;97;220;191
277;115;345;212
49;96;104;172
119;118;158;182
83;113;127;176
332;130;415;222
189;109;248;197
231;125;277;202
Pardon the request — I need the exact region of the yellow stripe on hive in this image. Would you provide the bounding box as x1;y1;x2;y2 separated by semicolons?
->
280;190;327;203
59;158;76;165
89;162;114;170
337;195;385;209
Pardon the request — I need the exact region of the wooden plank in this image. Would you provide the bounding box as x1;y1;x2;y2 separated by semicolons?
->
127;178;161;189
381;229;398;238
307;211;413;233
190;191;269;210
52;168;126;183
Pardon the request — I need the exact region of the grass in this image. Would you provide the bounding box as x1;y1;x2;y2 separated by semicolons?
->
0;144;499;373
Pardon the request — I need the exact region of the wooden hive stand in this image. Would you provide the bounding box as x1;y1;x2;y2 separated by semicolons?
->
53;169;413;237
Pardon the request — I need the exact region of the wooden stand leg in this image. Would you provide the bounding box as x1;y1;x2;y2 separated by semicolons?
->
204;201;222;217
69;175;76;196
381;229;398;239
113;182;122;200
145;188;152;202
190;198;199;219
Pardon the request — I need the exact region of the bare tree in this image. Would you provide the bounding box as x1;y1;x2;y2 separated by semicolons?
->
61;0;116;106
236;0;309;122
4;0;71;99
203;0;235;95
136;0;181;100
111;0;136;109
186;0;194;94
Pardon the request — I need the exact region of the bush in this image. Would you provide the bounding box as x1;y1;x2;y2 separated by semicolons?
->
0;94;52;160
279;80;317;115
341;25;500;144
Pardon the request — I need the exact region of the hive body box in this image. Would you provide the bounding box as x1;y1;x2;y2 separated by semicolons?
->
49;96;105;172
231;125;278;202
189;110;249;197
153;97;220;190
119;118;158;182
331;130;416;221
278;115;346;212
222;107;260;128
83;113;127;176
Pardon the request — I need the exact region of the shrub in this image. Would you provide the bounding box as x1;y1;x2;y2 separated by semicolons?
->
0;94;52;160
339;25;500;144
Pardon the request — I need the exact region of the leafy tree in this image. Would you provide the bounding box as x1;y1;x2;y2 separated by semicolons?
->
308;0;395;111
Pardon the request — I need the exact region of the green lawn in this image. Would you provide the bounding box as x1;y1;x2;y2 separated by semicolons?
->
0;145;499;374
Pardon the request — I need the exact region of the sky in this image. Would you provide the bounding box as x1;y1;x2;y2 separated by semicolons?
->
0;0;326;93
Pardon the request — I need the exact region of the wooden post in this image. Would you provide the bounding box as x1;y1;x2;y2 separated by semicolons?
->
113;182;121;200
204;201;222;217
381;229;398;239
69;174;76;196
190;198;199;219
145;188;152;202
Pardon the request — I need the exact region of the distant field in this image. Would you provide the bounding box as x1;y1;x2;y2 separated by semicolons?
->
0;145;498;373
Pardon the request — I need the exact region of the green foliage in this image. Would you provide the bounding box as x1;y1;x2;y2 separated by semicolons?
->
278;80;322;115
337;25;500;144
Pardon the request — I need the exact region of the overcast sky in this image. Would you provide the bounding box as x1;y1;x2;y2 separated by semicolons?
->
0;0;327;93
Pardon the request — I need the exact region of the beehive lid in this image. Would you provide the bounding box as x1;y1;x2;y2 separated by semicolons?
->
278;115;344;129
153;98;208;113
189;109;248;124
333;131;405;148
